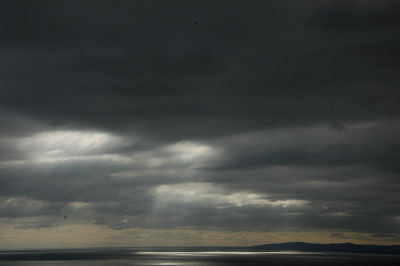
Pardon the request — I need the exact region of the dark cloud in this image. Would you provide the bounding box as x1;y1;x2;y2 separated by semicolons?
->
1;0;398;140
0;0;399;242
307;0;400;34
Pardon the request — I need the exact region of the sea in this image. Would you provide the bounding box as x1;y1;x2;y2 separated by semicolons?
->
1;247;400;266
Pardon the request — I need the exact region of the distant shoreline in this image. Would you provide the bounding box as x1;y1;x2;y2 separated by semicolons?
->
248;242;400;255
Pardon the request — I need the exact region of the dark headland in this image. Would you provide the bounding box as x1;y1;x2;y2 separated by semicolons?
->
249;242;400;254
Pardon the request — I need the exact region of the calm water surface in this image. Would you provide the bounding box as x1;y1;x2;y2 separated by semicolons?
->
1;248;400;266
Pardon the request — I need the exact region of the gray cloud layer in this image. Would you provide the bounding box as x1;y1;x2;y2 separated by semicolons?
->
0;0;399;238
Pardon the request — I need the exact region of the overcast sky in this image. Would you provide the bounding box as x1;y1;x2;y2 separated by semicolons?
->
1;0;400;248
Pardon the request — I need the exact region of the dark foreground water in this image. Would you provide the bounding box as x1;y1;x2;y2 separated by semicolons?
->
1;248;400;266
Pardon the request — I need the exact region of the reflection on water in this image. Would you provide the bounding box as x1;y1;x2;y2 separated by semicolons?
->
137;250;325;256
1;249;400;266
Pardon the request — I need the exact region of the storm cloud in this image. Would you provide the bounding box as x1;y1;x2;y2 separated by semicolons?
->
0;0;399;247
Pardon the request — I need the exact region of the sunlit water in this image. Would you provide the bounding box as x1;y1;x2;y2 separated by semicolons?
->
1;248;400;266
